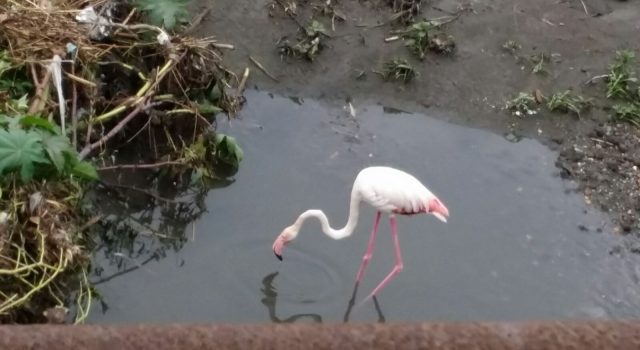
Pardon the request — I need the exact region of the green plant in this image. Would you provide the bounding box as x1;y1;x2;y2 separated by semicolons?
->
398;20;455;59
0;53;11;76
602;50;640;127
306;20;328;37
502;40;521;54
506;92;538;117
0;115;97;183
547;90;592;117
183;132;244;186
606;50;638;100
0;127;48;181
277;21;327;61
613;103;640;126
400;21;433;59
0;52;33;101
529;53;548;74
214;133;244;166
134;0;192;31
380;58;416;83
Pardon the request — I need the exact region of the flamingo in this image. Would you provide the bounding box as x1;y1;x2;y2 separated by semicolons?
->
272;166;449;301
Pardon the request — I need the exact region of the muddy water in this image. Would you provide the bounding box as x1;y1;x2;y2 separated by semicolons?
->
88;90;640;323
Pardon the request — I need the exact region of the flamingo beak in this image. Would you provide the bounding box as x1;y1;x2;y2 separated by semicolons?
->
433;212;448;223
272;236;286;261
429;198;449;223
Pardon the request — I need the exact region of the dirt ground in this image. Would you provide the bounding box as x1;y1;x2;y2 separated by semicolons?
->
192;0;640;235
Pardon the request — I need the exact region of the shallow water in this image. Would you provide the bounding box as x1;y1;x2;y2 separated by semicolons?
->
88;89;640;324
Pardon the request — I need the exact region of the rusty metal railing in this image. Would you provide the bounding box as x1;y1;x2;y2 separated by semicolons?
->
0;322;639;349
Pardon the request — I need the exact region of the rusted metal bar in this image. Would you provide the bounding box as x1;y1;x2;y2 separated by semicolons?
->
0;322;639;350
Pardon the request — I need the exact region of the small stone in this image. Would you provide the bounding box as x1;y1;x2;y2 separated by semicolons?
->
562;148;584;162
504;132;522;143
43;306;68;324
606;160;619;172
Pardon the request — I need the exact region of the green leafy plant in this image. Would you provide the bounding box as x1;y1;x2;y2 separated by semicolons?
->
0;52;33;102
529;53;548;75
183;132;244;186
547;90;592;117
380;58;416;83
278;20;328;61
214;133;244;166
613;103;640;126
606;50;638;100
306;20;328;37
134;0;192;31
0;128;48;182
0;53;11;76
400;21;433;59
601;50;640;127
0;115;97;183
506;92;538;117
398;20;455;59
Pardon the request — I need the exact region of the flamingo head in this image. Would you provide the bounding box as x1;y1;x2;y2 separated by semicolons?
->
428;197;449;223
272;226;296;261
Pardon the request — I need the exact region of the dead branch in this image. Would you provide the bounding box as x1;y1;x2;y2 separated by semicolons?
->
238;68;250;94
249;55;279;82
98;160;186;171
28;65;52;114
78;100;151;160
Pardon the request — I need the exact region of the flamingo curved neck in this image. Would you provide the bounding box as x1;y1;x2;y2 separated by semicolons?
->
293;192;361;240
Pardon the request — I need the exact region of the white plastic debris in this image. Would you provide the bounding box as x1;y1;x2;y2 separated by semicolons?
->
0;211;7;238
48;55;66;134
343;101;356;118
75;6;112;40
66;42;77;55
29;192;43;214
157;31;170;46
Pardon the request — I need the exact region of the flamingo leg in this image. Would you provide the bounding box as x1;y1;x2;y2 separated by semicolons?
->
354;211;381;285
363;215;404;301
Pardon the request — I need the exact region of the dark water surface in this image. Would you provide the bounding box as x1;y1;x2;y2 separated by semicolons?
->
88;90;640;323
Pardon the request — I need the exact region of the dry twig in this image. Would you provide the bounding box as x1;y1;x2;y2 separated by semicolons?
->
249;55;279;82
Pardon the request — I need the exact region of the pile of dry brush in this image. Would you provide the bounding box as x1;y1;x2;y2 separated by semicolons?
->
0;0;244;323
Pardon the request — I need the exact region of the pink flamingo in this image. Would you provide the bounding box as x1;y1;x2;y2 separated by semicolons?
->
272;166;449;301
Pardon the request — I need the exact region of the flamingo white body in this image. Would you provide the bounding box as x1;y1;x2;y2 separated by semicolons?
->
272;166;450;301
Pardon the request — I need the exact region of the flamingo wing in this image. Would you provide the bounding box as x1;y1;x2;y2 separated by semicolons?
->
355;167;434;215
